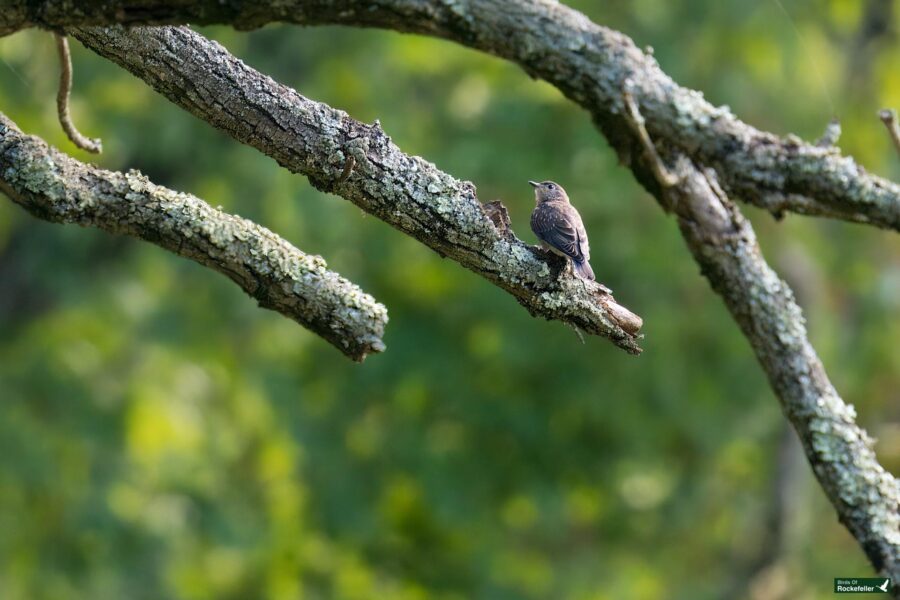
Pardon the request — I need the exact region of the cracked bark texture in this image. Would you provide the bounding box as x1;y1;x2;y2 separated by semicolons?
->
1;0;897;587
0;112;388;362
4;0;900;230
71;25;643;354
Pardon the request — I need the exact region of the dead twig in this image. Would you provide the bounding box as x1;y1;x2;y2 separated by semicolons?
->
55;34;102;154
622;80;679;188
879;109;900;158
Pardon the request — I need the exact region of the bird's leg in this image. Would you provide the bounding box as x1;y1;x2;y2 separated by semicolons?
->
567;322;586;344
582;280;592;295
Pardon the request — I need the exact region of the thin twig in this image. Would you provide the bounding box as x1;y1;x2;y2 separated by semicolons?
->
54;34;102;153
622;80;679;188
879;109;900;158
815;118;842;147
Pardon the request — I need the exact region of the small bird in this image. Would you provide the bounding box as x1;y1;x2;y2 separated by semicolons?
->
529;180;595;281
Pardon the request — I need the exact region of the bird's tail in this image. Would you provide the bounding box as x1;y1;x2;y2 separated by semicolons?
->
573;258;595;281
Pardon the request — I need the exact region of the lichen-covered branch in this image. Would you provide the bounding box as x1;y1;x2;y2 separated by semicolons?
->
71;25;643;354
5;0;900;231
0;112;387;362
661;155;900;587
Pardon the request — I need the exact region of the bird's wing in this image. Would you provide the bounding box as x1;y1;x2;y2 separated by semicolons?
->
575;216;590;261
531;203;584;261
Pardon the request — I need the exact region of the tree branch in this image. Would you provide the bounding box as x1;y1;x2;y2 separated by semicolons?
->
0;112;388;362
664;155;900;587
70;25;643;354
4;0;900;230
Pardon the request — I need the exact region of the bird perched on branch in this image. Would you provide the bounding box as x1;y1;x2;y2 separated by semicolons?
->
529;180;595;281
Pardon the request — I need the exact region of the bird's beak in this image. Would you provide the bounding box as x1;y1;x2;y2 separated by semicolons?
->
528;180;539;188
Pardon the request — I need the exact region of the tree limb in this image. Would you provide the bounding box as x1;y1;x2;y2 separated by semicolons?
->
0;112;388;362
4;0;900;230
665;155;900;587
70;25;643;354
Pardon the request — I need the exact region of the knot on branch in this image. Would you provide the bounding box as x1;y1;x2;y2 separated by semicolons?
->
815;118;842;148
482;200;512;237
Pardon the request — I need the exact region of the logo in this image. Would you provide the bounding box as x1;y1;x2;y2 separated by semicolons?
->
834;578;891;594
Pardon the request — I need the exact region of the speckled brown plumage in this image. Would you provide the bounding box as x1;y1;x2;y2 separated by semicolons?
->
529;180;594;280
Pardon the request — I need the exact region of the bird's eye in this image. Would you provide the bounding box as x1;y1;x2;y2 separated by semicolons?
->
547;183;555;190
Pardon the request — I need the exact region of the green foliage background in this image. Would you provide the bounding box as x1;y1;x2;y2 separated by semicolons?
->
0;1;898;598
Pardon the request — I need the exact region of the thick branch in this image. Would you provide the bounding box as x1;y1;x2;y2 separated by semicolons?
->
5;0;900;230
662;155;900;585
0;112;388;362
0;1;291;35
71;25;643;354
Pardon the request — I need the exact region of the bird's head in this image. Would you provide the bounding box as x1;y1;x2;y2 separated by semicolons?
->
529;180;569;204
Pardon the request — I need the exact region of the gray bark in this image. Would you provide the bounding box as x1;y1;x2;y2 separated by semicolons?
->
0;112;388;361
